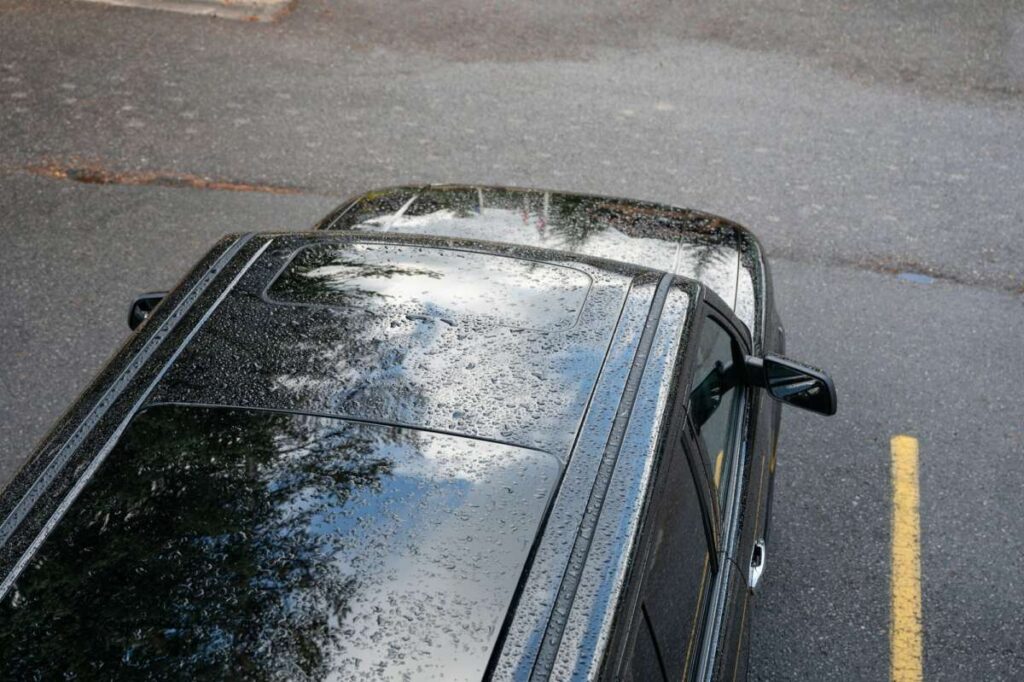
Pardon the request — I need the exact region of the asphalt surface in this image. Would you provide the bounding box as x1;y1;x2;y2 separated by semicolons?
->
1;0;1022;678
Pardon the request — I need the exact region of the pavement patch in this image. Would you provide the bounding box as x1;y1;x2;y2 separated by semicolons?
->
768;248;1022;295
26;160;306;196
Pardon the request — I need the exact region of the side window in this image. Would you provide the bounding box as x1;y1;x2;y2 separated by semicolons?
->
621;440;712;681
621;616;665;682
688;316;743;508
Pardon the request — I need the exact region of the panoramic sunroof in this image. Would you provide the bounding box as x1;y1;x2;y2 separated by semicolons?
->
0;406;560;679
267;242;592;331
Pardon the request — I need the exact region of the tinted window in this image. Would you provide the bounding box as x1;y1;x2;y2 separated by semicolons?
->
622;614;666;681
621;440;712;680
0;406;559;679
688;317;743;507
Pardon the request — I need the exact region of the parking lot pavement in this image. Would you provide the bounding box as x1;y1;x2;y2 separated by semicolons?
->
2;1;1022;294
1;0;1022;678
753;260;1024;680
0;172;340;483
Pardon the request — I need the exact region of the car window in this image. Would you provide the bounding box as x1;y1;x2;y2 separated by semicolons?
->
0;406;560;679
622;616;666;681
688;316;743;508
618;436;713;680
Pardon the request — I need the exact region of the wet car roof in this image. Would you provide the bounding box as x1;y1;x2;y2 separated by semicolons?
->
317;185;762;338
149;232;660;455
0;231;698;677
0;406;559;679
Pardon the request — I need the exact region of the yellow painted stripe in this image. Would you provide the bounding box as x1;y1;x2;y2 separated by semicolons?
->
891;435;923;682
714;450;724;488
731;594;749;682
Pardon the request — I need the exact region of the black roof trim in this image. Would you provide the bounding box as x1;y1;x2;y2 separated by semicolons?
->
529;272;676;679
0;234;256;552
0;237;271;599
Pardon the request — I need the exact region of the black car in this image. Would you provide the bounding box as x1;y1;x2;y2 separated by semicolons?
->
0;186;835;680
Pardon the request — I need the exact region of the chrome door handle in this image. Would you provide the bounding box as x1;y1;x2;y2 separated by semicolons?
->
749;539;766;590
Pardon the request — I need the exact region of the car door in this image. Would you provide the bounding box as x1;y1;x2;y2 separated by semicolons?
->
603;403;718;681
686;298;768;681
605;294;772;682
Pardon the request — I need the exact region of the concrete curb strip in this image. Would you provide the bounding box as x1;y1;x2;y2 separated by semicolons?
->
78;0;294;22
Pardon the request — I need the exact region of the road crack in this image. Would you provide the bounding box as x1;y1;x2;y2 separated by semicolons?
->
25;159;308;196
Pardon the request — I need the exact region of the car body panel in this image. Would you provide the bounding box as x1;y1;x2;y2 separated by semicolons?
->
318;186;787;682
0;186;793;680
529;285;696;680
0;229;705;679
316;185;765;345
0;405;560;679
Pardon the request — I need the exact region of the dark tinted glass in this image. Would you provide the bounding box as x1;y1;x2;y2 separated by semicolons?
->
0;406;559;679
333;187;419;227
636;441;712;679
329;187;752;328
622;614;667;681
688;317;742;506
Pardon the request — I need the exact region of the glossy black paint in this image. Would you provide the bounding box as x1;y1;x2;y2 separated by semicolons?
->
0;405;558;679
317;185;764;344
321;186;787;679
0;186;824;680
0;229;676;679
761;355;838;416
148;232;644;455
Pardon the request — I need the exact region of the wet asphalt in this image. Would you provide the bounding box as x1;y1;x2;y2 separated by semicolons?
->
0;0;1022;678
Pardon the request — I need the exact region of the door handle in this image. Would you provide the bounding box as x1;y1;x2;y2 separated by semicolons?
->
749;539;766;590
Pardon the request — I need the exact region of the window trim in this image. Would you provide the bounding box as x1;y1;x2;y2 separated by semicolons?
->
690;294;754;522
682;293;753;533
683;413;721;558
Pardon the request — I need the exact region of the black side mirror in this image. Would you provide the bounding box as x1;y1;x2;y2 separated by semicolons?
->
744;354;837;416
128;292;168;331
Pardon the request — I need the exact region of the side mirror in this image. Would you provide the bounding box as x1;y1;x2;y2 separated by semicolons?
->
128;292;168;331
744;354;837;416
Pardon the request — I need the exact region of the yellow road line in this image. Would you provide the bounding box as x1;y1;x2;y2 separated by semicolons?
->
731;594;749;682
891;435;923;682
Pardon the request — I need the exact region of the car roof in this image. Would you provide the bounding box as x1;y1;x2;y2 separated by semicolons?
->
317;184;764;340
0;404;561;678
149;231;663;454
0;230;702;678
